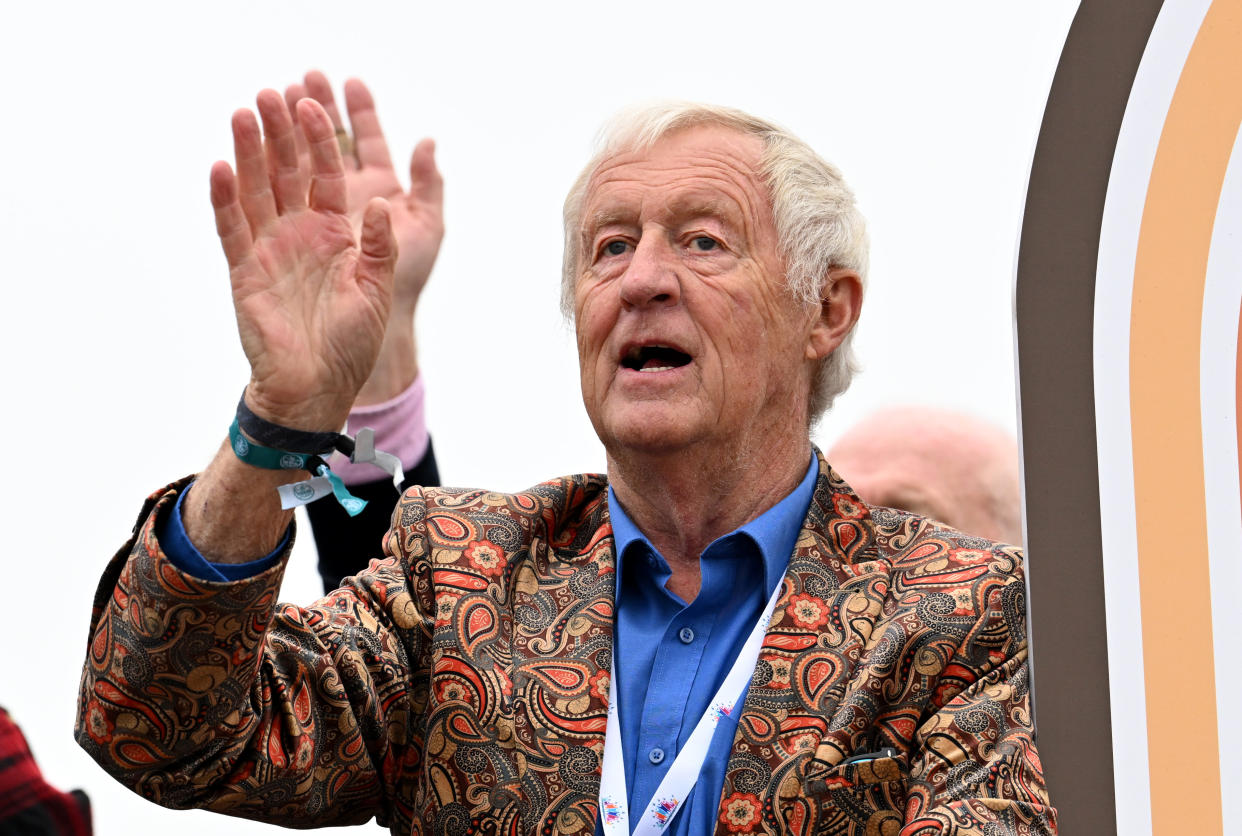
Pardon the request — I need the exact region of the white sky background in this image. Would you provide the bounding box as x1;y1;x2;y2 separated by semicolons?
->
0;2;1077;833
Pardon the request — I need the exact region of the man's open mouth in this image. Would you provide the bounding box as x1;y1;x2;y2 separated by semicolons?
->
621;345;692;373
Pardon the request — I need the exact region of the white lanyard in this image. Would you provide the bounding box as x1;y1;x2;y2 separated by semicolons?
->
598;574;787;835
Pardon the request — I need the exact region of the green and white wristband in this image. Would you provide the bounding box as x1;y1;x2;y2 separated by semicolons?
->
228;417;370;517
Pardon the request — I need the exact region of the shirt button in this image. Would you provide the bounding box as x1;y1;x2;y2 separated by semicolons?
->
648;747;666;765
678;627;695;644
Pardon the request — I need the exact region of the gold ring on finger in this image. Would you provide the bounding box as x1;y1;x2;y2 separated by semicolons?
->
335;128;355;159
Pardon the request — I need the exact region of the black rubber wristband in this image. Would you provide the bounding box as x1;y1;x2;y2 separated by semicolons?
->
236;392;354;456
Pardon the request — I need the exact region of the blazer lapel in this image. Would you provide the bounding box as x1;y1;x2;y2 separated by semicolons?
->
507;482;615;835
715;451;885;835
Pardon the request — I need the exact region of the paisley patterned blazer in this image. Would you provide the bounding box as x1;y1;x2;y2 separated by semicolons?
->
76;453;1056;835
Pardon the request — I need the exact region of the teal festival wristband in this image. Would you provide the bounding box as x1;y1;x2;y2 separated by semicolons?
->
229;419;317;470
315;464;368;516
228;418;367;516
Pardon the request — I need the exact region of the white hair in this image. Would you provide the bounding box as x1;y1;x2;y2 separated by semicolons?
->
561;102;869;420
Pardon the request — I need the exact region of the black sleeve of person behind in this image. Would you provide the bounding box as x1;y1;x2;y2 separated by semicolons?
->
305;438;440;594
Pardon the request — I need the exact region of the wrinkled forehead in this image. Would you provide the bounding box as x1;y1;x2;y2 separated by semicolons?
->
580;125;773;233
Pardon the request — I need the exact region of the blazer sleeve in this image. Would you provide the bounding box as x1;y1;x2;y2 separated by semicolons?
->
899;567;1058;835
75;478;435;831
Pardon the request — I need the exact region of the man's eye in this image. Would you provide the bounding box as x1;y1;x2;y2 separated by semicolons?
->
603;240;628;256
692;236;718;251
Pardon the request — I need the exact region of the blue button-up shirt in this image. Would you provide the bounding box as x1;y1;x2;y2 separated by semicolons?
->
162;456;819;835
601;456;817;836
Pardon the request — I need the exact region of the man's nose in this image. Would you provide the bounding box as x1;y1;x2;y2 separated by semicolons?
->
618;236;681;308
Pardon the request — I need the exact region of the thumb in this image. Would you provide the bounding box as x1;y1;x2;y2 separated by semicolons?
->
356;197;397;304
408;138;444;209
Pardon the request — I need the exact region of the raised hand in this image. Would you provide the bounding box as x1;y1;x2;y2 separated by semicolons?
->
211;90;397;431
286;71;444;403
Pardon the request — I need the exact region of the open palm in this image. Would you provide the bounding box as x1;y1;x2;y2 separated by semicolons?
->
288;72;443;319
211;91;396;431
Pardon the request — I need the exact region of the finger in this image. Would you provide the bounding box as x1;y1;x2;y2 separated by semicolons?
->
356;197;397;300
298;98;348;215
284;82;311;164
231;109;277;233
343;78;394;171
210;161;255;270
408;138;444;209
304;70;357;169
255;88;306;212
303;70;346;131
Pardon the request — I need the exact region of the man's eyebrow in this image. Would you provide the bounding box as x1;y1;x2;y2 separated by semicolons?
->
581;196;742;238
584;208;635;236
667;196;741;227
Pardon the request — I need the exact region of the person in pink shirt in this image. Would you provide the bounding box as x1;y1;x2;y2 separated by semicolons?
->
280;72;445;592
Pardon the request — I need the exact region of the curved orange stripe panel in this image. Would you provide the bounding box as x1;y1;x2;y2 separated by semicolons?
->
1130;1;1242;833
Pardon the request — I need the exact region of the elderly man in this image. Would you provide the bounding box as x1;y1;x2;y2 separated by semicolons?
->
76;79;1056;836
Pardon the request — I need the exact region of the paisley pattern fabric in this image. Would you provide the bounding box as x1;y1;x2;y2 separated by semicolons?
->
76;452;1056;835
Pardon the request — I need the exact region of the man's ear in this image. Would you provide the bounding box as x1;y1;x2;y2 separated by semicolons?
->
806;267;863;361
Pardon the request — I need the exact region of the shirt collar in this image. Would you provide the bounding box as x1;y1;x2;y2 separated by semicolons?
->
607;454;819;595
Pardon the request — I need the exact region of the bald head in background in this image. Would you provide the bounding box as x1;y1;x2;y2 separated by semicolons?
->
827;405;1023;544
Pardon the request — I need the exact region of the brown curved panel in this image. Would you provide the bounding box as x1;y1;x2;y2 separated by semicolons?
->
1014;1;1162;834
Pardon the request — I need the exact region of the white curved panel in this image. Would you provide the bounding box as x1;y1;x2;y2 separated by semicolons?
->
1201;122;1242;826
1093;2;1211;833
